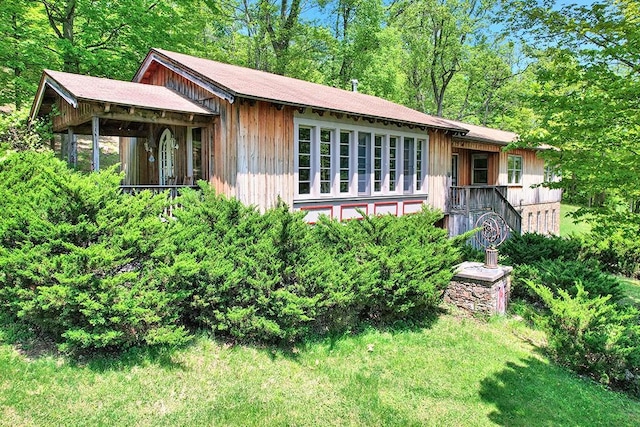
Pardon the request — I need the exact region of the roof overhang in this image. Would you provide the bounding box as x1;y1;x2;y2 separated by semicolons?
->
30;70;218;134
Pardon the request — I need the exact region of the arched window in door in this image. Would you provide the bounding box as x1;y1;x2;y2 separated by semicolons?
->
158;129;175;185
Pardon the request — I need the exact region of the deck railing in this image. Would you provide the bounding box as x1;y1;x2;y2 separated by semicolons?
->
120;185;199;217
449;185;521;234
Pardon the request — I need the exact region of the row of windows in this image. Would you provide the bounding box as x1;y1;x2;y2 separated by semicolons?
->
296;124;427;198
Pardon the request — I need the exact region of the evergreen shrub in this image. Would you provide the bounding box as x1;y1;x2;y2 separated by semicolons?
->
0;151;189;352
0;151;460;351
500;232;582;265
512;259;622;302
529;281;640;395
312;208;460;325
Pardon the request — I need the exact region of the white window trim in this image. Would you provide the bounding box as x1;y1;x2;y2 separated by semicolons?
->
507;154;523;185
293;117;428;200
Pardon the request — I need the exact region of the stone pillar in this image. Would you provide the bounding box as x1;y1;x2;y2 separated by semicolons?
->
444;262;513;315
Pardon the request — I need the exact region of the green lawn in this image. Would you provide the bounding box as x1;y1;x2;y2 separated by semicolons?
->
2;314;639;426
619;277;640;307
560;203;591;236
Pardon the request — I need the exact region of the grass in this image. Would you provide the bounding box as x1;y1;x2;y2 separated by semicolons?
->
2;314;640;426
560;203;591;236
619;277;640;307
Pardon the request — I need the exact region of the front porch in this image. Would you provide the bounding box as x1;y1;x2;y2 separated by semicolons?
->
30;69;217;189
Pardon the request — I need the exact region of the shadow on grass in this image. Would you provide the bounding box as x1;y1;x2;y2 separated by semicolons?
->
479;356;639;426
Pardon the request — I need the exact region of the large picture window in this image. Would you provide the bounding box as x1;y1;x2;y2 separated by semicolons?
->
508;155;523;185
294;120;428;199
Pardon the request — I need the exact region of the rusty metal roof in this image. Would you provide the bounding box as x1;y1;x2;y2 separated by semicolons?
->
139;48;467;133
38;70;214;116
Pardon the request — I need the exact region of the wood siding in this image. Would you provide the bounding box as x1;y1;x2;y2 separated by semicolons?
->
234;100;295;208
427;129;452;211
498;148;562;207
146;63;295;209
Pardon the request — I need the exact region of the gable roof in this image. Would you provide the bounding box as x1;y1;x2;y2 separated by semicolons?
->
135;48;467;133
31;69;215;120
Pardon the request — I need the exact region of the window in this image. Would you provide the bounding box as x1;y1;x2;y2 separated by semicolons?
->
298;127;312;195
544;163;557;182
358;132;371;194
389;136;398;192
374;135;383;193
294;120;428;198
339;131;350;193
416;139;425;191
508;155;523;184
192;128;202;181
472;154;488;185
320;129;332;194
403;137;415;193
451;154;459;186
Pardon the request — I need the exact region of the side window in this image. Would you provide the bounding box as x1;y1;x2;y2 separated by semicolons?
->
508;155;523;184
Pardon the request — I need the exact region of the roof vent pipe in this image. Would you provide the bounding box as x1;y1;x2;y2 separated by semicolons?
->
351;79;358;92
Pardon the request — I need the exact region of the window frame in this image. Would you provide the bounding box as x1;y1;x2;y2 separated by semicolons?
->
471;154;489;185
293;117;428;200
507;154;523;185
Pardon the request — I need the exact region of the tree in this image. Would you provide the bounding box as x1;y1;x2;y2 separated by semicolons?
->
0;1;55;108
36;0;228;79
510;0;640;232
390;0;496;116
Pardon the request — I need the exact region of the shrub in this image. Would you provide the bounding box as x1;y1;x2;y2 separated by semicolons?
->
579;232;640;279
313;208;460;325
154;187;325;343
529;281;640;395
500;232;582;265
0;108;52;152
0;151;189;352
512;259;623;302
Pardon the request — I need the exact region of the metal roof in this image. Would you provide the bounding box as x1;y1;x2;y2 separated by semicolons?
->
137;48;467;133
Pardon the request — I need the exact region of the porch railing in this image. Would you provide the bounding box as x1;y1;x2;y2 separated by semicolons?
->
449;186;521;234
120;185;199;217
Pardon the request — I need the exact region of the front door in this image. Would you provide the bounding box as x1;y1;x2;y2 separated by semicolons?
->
159;129;175;185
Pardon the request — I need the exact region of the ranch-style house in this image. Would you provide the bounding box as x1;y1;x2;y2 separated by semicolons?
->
30;48;561;236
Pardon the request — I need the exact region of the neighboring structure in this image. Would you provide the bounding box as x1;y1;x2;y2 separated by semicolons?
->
29;48;561;236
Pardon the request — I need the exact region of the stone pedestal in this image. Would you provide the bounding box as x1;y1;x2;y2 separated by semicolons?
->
444;262;513;315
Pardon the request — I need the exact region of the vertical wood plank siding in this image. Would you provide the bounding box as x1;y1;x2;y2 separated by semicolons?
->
498;148;562;206
427;129;452;212
235;100;294;208
147;63;294;209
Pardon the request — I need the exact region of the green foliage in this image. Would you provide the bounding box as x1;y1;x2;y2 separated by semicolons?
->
154;187;323;343
0;108;52;151
313;208;460;324
500;232;582;265
0;151;189;352
579;231;640;280
529;281;640;395
513;259;622;302
157;191;458;343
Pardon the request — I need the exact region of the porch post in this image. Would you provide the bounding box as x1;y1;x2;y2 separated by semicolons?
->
92;115;100;171
67;127;77;167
